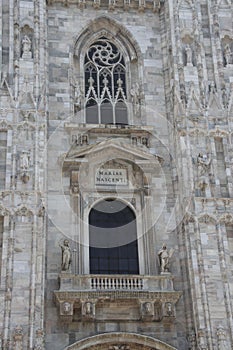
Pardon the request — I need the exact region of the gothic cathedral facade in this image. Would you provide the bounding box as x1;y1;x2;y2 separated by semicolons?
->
0;0;233;349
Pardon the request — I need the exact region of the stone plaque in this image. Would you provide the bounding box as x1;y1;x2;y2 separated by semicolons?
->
95;168;128;185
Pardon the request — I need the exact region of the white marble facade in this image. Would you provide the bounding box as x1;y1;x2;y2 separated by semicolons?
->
0;0;233;349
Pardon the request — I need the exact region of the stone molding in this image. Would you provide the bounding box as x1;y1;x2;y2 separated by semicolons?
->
64;332;177;350
54;274;181;323
47;0;163;12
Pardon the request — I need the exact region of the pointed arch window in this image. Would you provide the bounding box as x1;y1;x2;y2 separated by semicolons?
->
84;37;128;125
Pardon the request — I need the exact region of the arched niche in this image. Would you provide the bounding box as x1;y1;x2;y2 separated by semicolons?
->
65;332;177;350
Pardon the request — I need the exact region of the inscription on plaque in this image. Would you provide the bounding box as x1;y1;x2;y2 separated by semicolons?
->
95;169;128;185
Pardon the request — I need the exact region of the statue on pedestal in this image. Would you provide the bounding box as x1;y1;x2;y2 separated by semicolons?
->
22;35;32;59
59;239;72;271
158;243;174;273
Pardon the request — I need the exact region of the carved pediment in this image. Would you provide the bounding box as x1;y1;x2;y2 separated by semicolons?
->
64;138;163;165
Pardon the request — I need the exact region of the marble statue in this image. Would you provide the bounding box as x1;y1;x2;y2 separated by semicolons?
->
158;243;171;273
59;239;72;271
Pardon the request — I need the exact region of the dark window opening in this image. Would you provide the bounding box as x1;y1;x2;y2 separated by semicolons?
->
89;199;139;274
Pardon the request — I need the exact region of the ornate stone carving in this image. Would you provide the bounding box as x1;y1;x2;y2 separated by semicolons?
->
217;326;227;350
59;239;72;272
13;325;23;350
198;213;217;224
197;153;211;176
197;329;207;350
15;205;33;217
34;329;44;350
70;170;79;194
82;301;95;319
60;301;73;315
188;331;196;350
140;301;154;320
220;213;233;224
59;301;73;323
108;0;116;10
163;302;175;317
198;180;208;196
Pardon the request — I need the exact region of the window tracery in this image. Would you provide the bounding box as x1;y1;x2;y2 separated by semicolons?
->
84;37;128;124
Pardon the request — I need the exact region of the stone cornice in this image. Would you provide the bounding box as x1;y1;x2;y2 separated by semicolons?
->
46;0;163;12
54;289;182;303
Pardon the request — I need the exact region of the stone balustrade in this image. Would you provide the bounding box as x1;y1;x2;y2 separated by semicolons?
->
58;273;175;292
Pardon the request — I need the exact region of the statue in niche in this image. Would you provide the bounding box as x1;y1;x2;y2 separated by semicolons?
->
13;325;23;350
130;83;141;117
224;44;232;66
74;82;83;112
185;45;193;66
158;243;174;273
59;239;72;271
222;88;228;108
20;151;30;171
21;35;32;59
20;151;30;183
197;153;211;176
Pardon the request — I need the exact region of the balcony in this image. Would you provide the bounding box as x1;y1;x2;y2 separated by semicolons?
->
54;274;182;323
